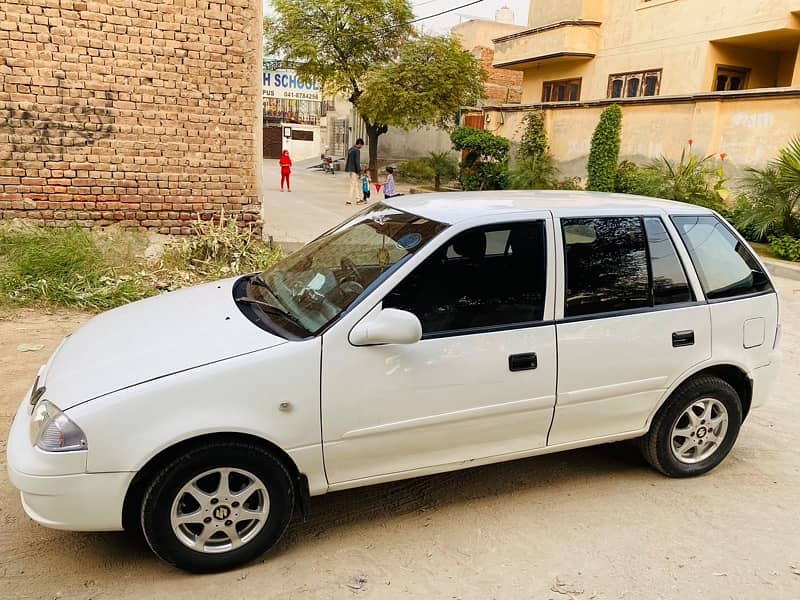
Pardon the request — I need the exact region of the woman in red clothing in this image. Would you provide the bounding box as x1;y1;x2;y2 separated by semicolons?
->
279;150;292;192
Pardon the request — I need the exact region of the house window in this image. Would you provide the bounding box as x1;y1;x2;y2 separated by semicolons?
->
714;65;749;91
607;70;662;98
542;78;582;102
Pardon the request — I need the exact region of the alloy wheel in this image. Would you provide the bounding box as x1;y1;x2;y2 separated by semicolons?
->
670;398;729;464
169;467;270;554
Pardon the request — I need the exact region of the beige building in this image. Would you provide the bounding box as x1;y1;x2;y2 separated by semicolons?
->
485;0;800;176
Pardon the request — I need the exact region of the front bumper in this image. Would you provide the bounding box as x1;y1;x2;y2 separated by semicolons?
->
7;397;131;532
8;468;131;531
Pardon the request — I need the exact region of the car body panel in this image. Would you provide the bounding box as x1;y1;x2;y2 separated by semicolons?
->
44;278;286;409
550;305;712;445
65;337;326;493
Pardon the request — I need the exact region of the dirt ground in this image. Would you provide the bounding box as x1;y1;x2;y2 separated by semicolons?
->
1;279;799;600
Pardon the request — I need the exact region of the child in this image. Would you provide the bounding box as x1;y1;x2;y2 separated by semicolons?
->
383;166;399;198
278;150;292;192
359;172;370;204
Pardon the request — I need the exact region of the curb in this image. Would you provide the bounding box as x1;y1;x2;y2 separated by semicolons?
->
762;258;800;281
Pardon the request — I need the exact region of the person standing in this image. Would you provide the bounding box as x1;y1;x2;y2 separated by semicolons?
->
383;166;401;199
279;150;292;192
344;138;364;204
359;172;370;204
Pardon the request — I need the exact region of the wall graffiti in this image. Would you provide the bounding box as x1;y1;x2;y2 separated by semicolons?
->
0;103;116;162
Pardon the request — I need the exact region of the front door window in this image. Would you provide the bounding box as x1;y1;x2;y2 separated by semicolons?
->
384;221;548;336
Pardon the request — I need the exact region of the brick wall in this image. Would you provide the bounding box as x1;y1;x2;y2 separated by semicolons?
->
0;0;262;233
474;46;522;105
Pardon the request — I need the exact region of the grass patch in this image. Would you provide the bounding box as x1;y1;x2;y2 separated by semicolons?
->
0;214;282;312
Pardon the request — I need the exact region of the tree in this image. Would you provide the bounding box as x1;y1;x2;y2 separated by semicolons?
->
424;151;459;191
265;3;485;179
509;110;559;190
517;110;548;162
358;33;485;129
450;127;510;191
586;104;622;192
264;0;413;177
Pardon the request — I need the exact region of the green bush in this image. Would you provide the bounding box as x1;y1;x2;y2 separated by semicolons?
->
614;160;665;197
732;138;800;239
509;110;563;190
460;161;510;191
509;155;558;190
768;235;800;261
451;127;510;164
451;126;510;191
518;111;548;162
586;104;622;192
396;158;435;183
649;146;728;211
614;146;729;212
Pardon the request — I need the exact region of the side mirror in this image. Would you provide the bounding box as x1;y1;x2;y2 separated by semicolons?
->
349;308;422;346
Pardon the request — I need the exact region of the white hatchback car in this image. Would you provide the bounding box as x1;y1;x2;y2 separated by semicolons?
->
8;192;782;572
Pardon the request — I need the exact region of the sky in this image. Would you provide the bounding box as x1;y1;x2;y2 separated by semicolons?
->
263;0;530;34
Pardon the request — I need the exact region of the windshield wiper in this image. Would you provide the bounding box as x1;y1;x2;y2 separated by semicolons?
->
235;296;307;330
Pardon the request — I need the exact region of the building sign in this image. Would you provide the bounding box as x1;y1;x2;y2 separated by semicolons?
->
263;68;321;102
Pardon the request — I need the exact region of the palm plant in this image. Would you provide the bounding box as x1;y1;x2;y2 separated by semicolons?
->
426;151;458;191
735;137;800;238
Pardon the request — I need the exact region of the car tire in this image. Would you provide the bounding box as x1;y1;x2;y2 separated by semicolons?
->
140;440;294;573
640;375;742;478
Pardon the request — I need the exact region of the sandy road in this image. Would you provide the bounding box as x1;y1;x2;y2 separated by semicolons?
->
1;278;799;600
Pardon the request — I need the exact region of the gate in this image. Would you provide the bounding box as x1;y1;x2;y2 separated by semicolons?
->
332;118;349;157
263;125;283;159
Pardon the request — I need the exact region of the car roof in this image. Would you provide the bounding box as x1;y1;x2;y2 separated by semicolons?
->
384;190;713;225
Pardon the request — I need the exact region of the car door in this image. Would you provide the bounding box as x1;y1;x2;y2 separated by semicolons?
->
548;214;712;445
321;216;558;485
671;215;779;388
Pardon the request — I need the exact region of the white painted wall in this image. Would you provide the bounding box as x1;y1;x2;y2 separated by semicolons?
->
281;123;322;161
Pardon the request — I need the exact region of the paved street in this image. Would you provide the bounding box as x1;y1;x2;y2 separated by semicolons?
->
261;159;367;247
1;278;799;599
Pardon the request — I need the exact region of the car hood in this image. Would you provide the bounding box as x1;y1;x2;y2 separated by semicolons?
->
45;278;287;409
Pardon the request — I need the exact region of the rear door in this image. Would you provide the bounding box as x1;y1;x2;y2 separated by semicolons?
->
548;214;712;445
671;215;779;379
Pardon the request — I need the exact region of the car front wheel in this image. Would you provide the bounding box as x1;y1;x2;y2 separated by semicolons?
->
640;375;743;477
140;441;294;573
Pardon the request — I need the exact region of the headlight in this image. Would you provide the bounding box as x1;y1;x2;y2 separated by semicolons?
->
29;400;88;452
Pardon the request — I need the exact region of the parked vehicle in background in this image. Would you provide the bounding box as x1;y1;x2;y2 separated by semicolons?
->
7;191;782;573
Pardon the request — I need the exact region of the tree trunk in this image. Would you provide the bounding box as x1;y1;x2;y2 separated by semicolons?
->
434;173;441;191
364;120;388;181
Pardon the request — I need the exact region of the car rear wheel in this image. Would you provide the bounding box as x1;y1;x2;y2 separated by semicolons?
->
140;441;294;573
640;375;742;477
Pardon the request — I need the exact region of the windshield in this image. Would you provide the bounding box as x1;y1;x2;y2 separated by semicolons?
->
241;203;448;337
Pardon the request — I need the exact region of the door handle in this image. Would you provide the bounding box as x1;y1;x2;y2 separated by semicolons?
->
509;352;537;372
672;330;695;347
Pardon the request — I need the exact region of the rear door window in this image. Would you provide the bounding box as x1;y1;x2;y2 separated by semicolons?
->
562;216;696;318
644;217;694;305
671;215;772;300
562;217;650;317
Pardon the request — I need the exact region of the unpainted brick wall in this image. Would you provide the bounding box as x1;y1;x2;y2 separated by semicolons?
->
0;0;262;234
475;46;522;105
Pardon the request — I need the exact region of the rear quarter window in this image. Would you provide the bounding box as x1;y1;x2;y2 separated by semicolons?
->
671;215;772;300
